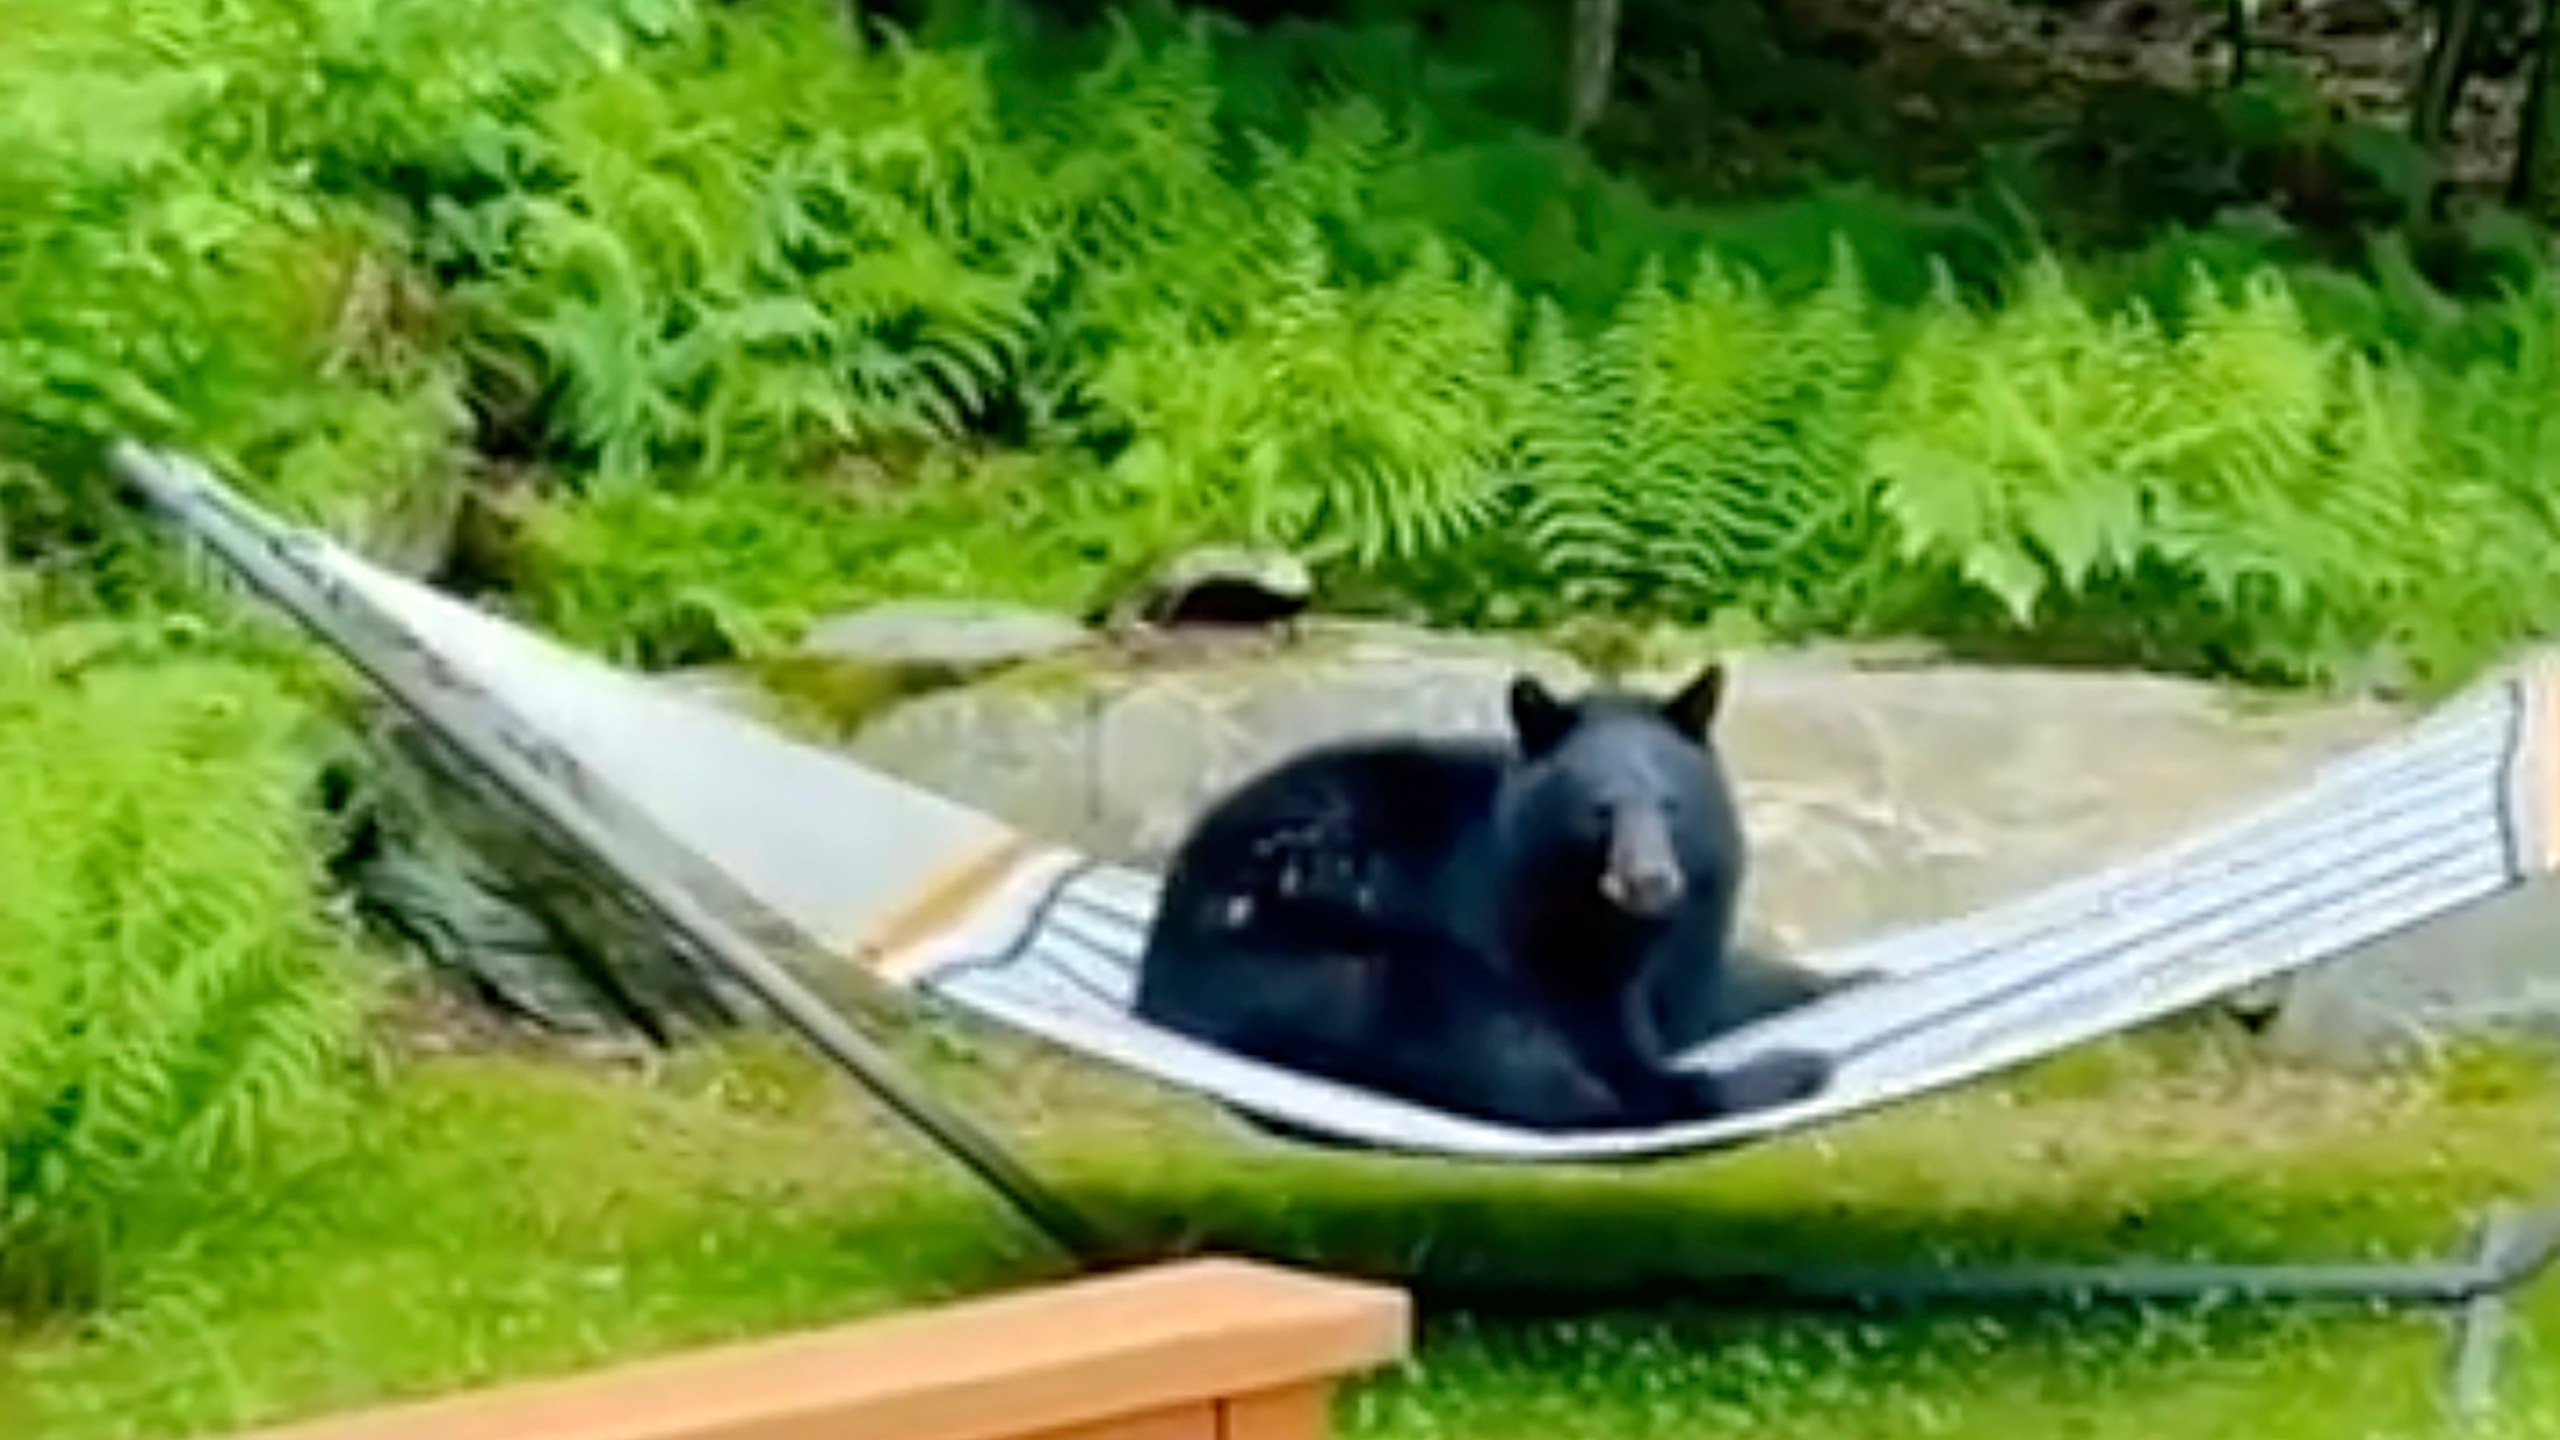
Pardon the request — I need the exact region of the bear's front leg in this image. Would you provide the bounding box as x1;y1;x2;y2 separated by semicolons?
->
1599;982;1836;1124
1377;970;1632;1131
1680;1047;1835;1116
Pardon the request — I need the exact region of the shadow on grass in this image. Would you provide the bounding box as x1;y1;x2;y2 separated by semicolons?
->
1032;1134;2560;1436
957;1052;2560;1333
1083;1170;2531;1299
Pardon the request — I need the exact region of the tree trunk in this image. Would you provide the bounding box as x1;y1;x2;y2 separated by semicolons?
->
2512;0;2560;217
1566;0;1623;140
2411;0;2485;147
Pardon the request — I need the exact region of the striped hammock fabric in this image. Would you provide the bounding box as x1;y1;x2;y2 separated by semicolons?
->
119;448;2560;1164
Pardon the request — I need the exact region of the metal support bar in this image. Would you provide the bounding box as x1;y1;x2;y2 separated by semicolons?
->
2446;1205;2523;1421
108;441;1116;1267
1722;1213;2560;1313
1410;1208;2560;1315
1396;1187;2560;1422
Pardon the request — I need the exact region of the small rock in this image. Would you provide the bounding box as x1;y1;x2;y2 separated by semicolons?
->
797;600;1093;676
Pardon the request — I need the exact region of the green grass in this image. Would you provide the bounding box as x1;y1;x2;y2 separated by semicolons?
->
9;1003;2560;1440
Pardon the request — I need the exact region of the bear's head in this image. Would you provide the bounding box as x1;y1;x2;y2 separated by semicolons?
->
1496;662;1743;925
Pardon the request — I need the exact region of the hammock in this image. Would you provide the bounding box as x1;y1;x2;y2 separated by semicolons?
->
108;443;2560;1169
113;441;2560;1417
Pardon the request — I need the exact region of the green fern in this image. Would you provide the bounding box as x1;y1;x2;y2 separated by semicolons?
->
1085;219;1521;564
2377;275;2560;689
1869;258;2455;683
1516;241;1883;617
1028;30;1415;401
445;0;1051;488
0;611;369;1315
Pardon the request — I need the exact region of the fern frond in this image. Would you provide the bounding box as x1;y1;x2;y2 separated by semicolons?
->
1079;213;1520;563
1518;240;1882;617
0;622;368;1315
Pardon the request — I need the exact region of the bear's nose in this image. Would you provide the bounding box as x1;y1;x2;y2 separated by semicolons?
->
1601;864;1684;916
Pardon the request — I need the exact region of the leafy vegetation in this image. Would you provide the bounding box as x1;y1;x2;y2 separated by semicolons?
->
0;0;474;587
6;0;2560;691
0;607;371;1315
1516;244;1883;621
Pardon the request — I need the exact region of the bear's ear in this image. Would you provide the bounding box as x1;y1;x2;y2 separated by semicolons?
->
1508;674;1577;755
1660;661;1727;739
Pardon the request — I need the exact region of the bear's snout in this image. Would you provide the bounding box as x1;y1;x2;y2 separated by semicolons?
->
1601;864;1685;915
1599;809;1686;916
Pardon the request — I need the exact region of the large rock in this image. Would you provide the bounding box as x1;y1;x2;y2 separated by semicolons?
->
2257;882;2560;1065
720;619;2560;1066
842;625;2408;956
797;599;1094;675
1661;656;2404;958
847;619;1591;865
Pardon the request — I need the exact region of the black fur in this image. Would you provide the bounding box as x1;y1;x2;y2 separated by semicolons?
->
1130;663;1847;1134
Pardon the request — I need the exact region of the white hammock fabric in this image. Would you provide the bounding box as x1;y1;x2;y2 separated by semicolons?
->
130;451;2560;1164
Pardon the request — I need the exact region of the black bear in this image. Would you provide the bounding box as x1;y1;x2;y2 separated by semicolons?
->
1130;661;1843;1134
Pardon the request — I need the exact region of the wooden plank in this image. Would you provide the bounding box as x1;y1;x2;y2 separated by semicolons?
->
1022;1401;1219;1440
209;1259;1410;1440
1218;1384;1330;1440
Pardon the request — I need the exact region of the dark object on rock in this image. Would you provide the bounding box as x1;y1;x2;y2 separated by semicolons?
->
1101;546;1315;633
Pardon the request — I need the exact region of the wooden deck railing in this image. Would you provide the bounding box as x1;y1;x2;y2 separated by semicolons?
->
205;1258;1411;1440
